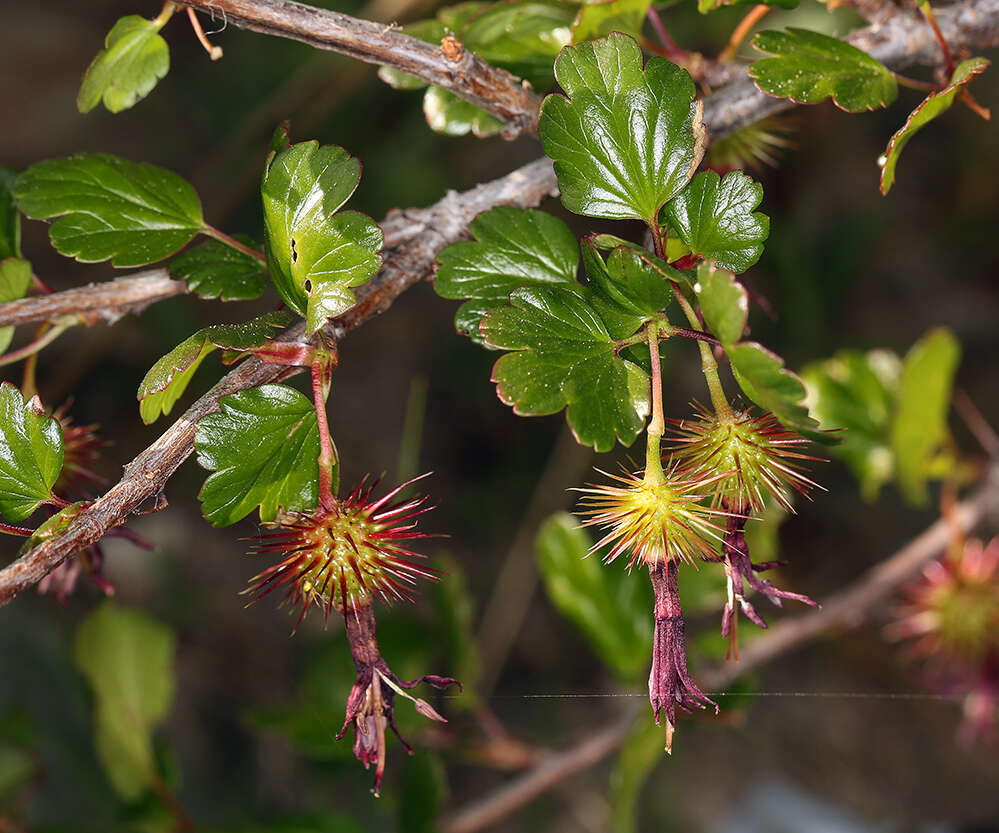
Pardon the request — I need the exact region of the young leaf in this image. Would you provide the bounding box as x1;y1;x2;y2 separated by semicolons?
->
880;58;990;195
261;141;383;333
481;286;649;451
423;87;504;137
73;603;175;800
194;384;321;526
0;383;63;523
665;170;769;273
434;206;579;345
891;327;959;505
749;28;897;112
0;167;21;260
802;349;900;499
77;14;170;114
573;0;653;44
137;311;292;424
696;262;747;347
14;154;204;267
582;242;672;338
539;32;705;222
0;259;34;354
727;342;825;440
535;513;652;682
169;237;268;301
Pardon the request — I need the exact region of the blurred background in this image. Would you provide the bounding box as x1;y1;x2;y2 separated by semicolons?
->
1;0;998;831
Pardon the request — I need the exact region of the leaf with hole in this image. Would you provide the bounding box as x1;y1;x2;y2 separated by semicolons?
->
880;58;990;194
665;170;769;273
0;383;63;523
749;28;897;112
194;384;321;526
169;236;268;301
539;32;705;222
262;142;383;333
481;285;649;451
14;154;204;267
137;311;292;424
77;14;170;114
435;206;579;345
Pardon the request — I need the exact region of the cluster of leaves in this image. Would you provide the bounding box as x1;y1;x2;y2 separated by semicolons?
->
435;33;820;450
803;327;961;504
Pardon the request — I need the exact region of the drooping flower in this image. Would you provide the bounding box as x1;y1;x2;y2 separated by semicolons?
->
247;475;460;790
668;406;819;513
889;536;999;744
576;464;731;570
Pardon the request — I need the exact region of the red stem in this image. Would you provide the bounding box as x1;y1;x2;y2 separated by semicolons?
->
919;1;955;76
202;225;268;263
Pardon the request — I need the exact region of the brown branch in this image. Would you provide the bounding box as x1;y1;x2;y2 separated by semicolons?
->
172;0;541;138
0;157;558;606
0;271;187;329
440;466;999;833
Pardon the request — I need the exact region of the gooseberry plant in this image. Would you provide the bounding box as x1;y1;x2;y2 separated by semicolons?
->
0;0;996;828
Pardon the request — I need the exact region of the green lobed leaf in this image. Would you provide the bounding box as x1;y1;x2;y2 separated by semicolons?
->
423;86;504;137
536;513;653;681
665;170;769;273
0;167;21;260
749;28;897;112
573;0;653;44
696;261;747;347
609;718;666;833
0;383;63;523
0;258;34;354
891;327;959;505
77;14;170;114
481;285;650;451
582;242;673;339
73;603;175;801
194;384;321;526
261;141;383;332
880;58;990;195
169;237;268;301
802;349;899;499
539;32;705;222
727;342;825;441
434;206;580;345
14;153;204;267
137;311;292;424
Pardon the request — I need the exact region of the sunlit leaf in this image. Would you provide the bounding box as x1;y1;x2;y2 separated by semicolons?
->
0;383;63;522
573;0;653;43
749;28;897;112
423;86;504;137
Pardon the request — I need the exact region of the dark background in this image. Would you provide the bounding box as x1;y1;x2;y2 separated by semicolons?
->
2;1;998;830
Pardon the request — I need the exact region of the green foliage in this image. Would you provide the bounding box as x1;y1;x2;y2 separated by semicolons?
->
77;14;170;114
434;206;580;345
0;383;63;522
880;58;991;194
664;170;769;273
169;237;268;301
0;166;21;260
137;311;292;424
749;28;897;112
695;263;822;439
0;258;34;354
73;603;175;801
535;513;653;681
609;718;665;833
572;0;652;44
14;154;205;267
194;384;321;526
539;32;704;222
802;329;960;502
424;86;504;137
481;286;650;451
891;328;960;505
582;242;673;338
261;141;383;333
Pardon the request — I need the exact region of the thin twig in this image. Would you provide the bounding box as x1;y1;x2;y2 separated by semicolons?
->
440;466;999;833
171;0;541;138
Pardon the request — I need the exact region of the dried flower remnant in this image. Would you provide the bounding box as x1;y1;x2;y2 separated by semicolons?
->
890;536;999;744
247;475;460;789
